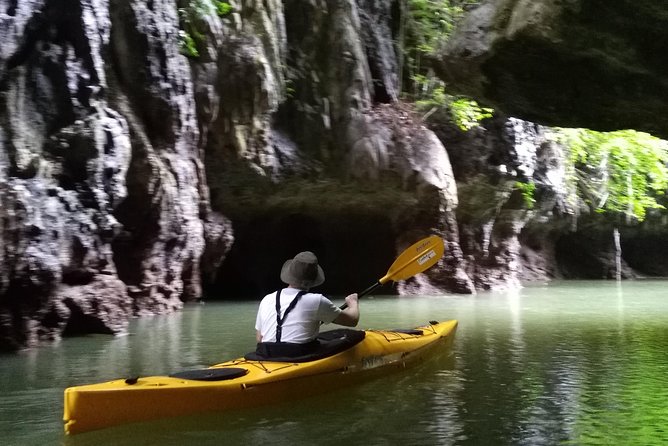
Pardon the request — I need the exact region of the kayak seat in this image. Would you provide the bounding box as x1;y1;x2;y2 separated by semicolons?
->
169;367;248;381
245;329;366;363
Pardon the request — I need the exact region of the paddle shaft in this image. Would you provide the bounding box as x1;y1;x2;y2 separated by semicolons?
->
336;235;444;311
339;281;381;310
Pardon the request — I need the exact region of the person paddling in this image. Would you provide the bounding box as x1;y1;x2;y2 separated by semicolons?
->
254;251;359;357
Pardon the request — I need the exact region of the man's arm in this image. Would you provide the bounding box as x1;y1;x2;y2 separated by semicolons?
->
333;293;359;327
256;330;263;343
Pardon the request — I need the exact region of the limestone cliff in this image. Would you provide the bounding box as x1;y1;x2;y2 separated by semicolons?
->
0;0;475;350
1;0;662;351
0;0;231;350
199;0;473;297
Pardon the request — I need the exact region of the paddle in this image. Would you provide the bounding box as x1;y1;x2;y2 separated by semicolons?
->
339;234;445;310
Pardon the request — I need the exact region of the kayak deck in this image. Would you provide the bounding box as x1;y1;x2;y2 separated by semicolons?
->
64;320;457;435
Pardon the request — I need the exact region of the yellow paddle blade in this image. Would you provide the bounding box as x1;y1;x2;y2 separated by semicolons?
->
379;235;445;284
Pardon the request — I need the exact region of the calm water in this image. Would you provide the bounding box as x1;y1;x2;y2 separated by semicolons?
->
1;281;668;445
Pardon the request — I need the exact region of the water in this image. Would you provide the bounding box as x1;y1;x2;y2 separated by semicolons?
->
2;280;668;445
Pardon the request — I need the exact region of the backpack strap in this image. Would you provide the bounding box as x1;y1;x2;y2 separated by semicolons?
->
275;289;307;342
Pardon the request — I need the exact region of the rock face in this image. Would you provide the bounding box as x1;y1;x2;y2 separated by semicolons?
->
3;0;662;350
0;0;231;350
204;0;474;297
0;0;474;350
433;0;668;139
428;111;569;289
433;0;668;280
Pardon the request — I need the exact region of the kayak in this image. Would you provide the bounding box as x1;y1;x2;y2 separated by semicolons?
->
63;319;457;435
64;320;457;435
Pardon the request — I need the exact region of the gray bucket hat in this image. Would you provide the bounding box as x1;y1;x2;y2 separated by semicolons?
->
280;251;325;288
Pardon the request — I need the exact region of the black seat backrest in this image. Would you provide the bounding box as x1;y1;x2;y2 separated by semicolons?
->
244;329;366;363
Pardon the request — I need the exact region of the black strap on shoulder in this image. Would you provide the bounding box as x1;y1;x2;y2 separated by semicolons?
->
275;289;307;342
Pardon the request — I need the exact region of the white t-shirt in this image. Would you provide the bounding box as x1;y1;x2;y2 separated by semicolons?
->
255;287;342;343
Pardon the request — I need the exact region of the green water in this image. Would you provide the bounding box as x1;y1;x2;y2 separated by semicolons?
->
2;280;668;445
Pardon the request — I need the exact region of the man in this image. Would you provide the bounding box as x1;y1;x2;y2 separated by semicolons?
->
254;251;359;357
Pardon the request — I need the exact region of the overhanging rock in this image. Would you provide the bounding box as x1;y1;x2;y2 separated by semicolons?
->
433;0;668;139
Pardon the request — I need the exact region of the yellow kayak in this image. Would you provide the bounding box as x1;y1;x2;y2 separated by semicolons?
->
64;319;457;435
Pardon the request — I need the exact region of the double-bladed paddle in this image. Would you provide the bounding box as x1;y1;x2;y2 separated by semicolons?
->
339;234;445;310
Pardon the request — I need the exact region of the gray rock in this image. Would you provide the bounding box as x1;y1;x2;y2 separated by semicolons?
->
0;0;231;350
433;0;668;138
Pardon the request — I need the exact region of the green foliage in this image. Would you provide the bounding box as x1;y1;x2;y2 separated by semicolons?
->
449;97;493;131
285;79;296;99
179;30;200;58
403;1;491;130
413;79;492;130
178;0;232;58
554;128;668;222
514;181;536;209
406;0;469;55
214;1;232;16
402;0;466;91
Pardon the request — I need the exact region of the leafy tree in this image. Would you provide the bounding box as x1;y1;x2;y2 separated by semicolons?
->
554;128;668;222
401;0;490;130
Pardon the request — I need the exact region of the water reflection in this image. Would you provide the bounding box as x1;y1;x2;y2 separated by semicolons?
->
2;281;668;445
447;282;668;445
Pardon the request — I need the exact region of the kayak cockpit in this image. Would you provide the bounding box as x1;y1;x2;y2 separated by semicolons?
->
168;368;249;381
144;329;366;384
244;328;366;363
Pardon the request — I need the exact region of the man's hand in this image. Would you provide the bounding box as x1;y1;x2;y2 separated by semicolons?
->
344;293;359;308
334;293;360;327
